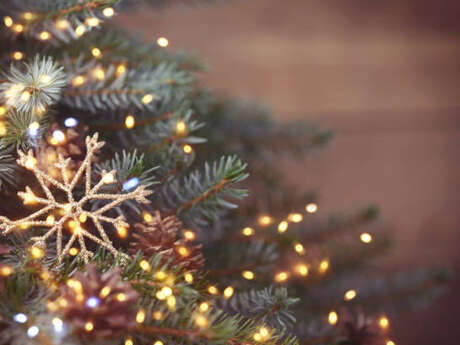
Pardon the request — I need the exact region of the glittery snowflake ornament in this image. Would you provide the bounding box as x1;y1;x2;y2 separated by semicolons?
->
0;133;152;263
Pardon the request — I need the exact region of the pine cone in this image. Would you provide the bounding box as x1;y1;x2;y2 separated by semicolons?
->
129;211;204;272
36;123;91;180
338;311;381;345
58;264;139;337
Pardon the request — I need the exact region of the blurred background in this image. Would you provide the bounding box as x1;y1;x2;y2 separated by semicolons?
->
118;1;460;344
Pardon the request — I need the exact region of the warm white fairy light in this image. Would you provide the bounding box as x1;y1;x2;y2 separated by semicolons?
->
52;317;64;333
386;341;395;345
141;94;153;104
125;115;135;129
176;120;186;135
12;51;24;60
184;272;193;283
242;227;255;236
253;326;271;343
103;7;115;17
277;221;288;233
257;214;273;226
223;286;234;299
288;213;303;223
23;12;34;21
183;230;196;241
91;47;102;58
75;25;86;37
295;263;309;276
344;289;357;301
379;316;390;329
72;75;86;86
3;16;13;27
13;24;24;33
86;17;100;27
136;309;146;323
318;259;329;273
183;144;193;154
242;270;255;280
294;242;305;255
39;31;51;40
207;285;218;295
28;121;40;137
274;271;289;283
360;232;372;243
157;37;169;47
328;310;338;325
305;202;318;213
93;67;105;80
0;106;6;117
56;19;69;29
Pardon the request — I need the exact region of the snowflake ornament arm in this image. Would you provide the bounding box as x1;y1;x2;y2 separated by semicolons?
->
0;133;152;263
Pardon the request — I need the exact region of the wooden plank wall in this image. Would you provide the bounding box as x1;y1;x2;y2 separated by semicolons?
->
118;1;460;343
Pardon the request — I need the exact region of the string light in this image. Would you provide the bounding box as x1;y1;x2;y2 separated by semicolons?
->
223;286;234;299
99;286;111;298
379;316;389;329
136;309;146;323
75;25;86;37
64;117;78;127
4;16;13;27
102;172;115;184
194;314;208;328
360;232;372;243
184;272;194;283
50;129;66;145
305;202;318;213
116;64;126;76
52;317;64;333
198;302;209;313
207;285;218;295
143;211;153;222
153;341;164;345
157;37;169;47
84;321;94;332
13;313;28;323
274;271;289;283
125;115;135;129
116;293;127;302
153;310;164;320
13;24;24;33
176;120;186;135
183;230;196;241
242;227;255;236
56;19;69;29
86;17;100;27
155;271;166;280
294;242;305;254
318;259;329;274
30;246;44;259
257;214;273;226
72;75;86;86
20;90;31;102
86;297;101;308
242;270;255;280
39;31;51;40
0;265;13;276
167;295;176;309
183;144;193;154
295;263;309;276
288;213;303;223
69;247;79;256
386;341;395;345
24;156;37;170
91;47;102;58
0;106;6;116
23;12;34;21
0;122;5;136
117;226;128;238
141;94;153;104
103;7;115;17
253;326;271;342
139;260;151;271
156;287;173;300
27;325;39;338
344;289;357;301
93;67;105;80
12;51;24;60
28;121;40;137
328;311;338;325
277;221;288;233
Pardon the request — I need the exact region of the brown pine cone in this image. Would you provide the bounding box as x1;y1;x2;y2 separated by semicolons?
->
36;123;91;180
58;264;139;337
129;211;204;272
338;310;383;345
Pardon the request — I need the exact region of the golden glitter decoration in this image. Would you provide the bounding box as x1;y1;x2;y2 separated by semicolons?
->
0;133;152;263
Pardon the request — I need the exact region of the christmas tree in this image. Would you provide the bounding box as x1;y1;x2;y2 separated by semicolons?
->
0;1;447;345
